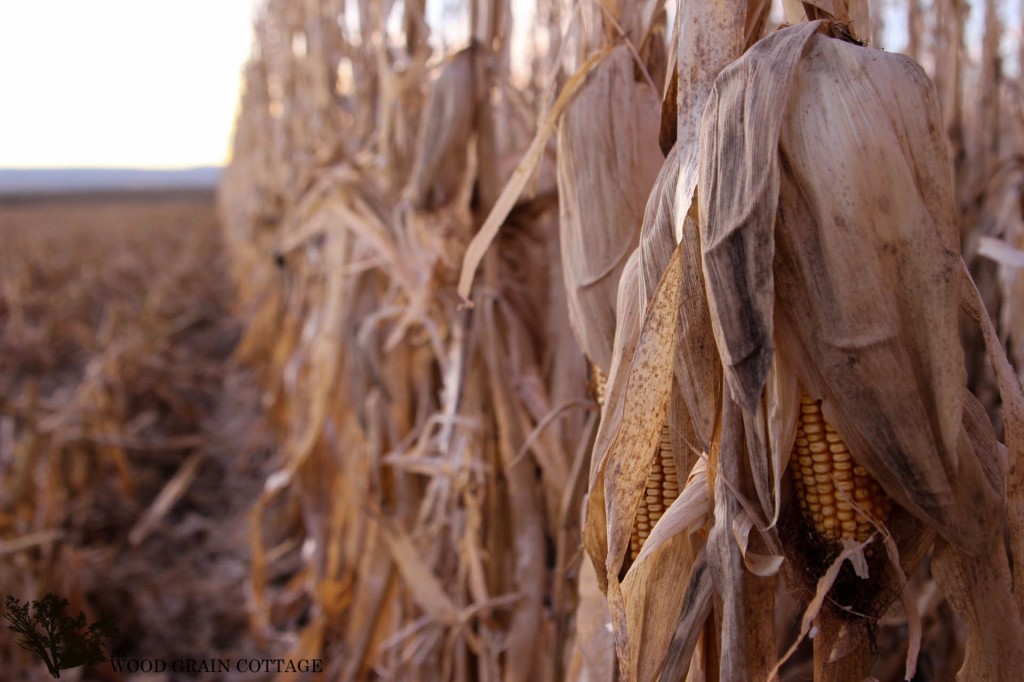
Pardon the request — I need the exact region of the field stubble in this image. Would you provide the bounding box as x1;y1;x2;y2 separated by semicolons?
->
0;192;280;681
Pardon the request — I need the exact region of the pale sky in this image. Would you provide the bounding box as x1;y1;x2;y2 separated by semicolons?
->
1;1;1019;169
0;0;261;169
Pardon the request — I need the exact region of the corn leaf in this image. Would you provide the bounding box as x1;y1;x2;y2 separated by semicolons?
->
557;45;663;371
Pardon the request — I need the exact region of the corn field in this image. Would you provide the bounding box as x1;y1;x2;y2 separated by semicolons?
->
214;0;1024;679
2;0;1023;680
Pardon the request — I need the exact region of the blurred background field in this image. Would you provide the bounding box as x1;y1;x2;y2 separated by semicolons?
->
0;191;280;680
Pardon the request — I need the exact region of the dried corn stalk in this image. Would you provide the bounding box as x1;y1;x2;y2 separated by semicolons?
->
583;9;1024;682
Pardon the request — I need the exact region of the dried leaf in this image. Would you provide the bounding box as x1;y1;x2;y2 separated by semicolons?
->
128;452;203;546
698;20;822;413
404;47;478;210
584;249;643;593
633;459;709;563
634;144;720;453
700;20;1002;550
589;244;683;676
960;260;1024;621
383;524;458;626
601;247;683;573
557;45;663;370
932;535;1024;681
457;47;612;302
706;397;777;682
674;208;722;452
658;548;714;680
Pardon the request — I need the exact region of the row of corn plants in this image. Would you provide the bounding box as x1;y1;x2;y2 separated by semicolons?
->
221;0;1024;678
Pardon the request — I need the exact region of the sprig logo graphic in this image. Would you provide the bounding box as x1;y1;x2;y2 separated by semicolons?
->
3;593;117;679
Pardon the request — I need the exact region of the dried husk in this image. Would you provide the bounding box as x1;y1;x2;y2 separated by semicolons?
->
578;4;755;679
642;148;722;455
601;245;680;676
403;47;480;211
556;45;663;372
613;151;719;682
581;141;718;681
699;20;1002;551
698;18;1024;679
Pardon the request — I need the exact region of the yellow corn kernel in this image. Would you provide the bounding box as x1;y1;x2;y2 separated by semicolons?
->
789;392;892;544
589;364;607;407
630;424;679;560
589;363;680;562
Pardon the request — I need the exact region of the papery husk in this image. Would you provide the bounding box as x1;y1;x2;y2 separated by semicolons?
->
642;148;722;454
557;45;663;372
950;261;1024;677
658;547;715;680
590;244;682;676
583;250;641;595
931;532;1024;682
582;143;717;681
403;46;480;211
578;4;751;677
705;395;778;681
584;0;750;585
620;459;710;682
664;0;761;448
699;20;1003;554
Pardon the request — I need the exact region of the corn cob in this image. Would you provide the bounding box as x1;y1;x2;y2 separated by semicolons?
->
789;392;892;544
589;363;680;561
629;424;680;560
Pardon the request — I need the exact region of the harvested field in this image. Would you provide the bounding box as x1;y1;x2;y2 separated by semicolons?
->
0;191;280;681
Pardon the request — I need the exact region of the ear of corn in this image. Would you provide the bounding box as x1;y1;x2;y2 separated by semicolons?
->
591;363;681;562
699;18;1024;682
789;392;891;544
